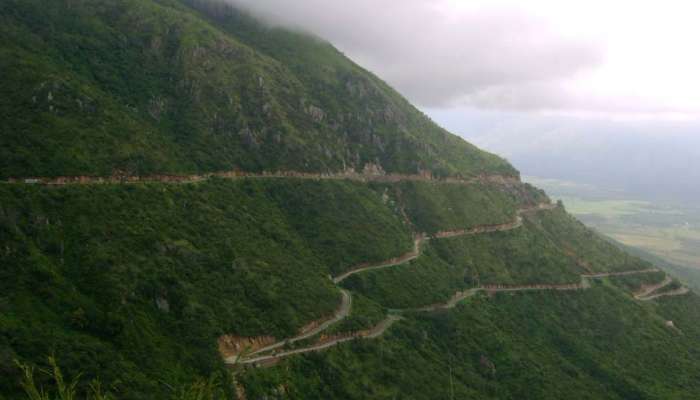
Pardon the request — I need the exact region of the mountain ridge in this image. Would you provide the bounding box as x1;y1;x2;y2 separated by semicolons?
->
0;0;515;180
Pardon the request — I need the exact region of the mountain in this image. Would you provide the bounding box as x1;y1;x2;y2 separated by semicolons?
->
3;1;700;399
0;0;514;179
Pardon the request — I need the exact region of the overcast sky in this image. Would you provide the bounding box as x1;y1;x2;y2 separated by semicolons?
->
227;0;700;119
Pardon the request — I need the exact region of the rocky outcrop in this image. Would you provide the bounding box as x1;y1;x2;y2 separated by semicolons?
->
218;335;276;359
362;162;386;176
154;297;170;313
634;277;673;299
479;355;496;378
236;316;402;366
305;104;325;122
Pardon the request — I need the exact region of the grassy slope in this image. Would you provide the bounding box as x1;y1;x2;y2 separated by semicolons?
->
0;0;515;179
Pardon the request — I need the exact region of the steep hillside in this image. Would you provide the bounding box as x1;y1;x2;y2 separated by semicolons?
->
3;1;700;400
0;0;514;179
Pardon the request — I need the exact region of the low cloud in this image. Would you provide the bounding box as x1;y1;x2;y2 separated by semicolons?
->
224;0;603;109
220;1;700;119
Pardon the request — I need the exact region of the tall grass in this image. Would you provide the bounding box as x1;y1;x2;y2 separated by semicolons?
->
15;356;109;400
15;357;227;400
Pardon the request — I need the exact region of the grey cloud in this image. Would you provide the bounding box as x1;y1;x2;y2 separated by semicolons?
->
222;0;604;109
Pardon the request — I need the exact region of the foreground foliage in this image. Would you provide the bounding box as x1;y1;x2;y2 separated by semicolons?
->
16;357;225;400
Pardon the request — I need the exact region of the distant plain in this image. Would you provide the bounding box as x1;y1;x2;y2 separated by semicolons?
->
527;176;700;270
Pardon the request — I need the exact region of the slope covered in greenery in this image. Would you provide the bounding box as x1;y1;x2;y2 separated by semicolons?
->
375;181;519;234
3;1;700;400
531;207;653;273
242;286;700;399
0;179;412;398
343;212;587;309
0;0;514;179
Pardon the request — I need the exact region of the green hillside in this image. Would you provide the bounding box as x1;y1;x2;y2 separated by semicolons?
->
2;1;700;400
0;0;514;179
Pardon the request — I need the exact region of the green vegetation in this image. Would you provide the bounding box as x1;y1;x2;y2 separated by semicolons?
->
326;294;386;335
529;208;653;273
559;198;653;217
0;0;515;179
184;0;516;179
261;180;413;276
607;271;667;293
377;181;518;234
656;292;700;336
0;179;410;398
4;0;700;399
241;285;700;399
614;241;700;292
343;214;584;309
530;176;700;270
342;244;470;309
15;356;226;400
433;217;583;285
651;280;684;295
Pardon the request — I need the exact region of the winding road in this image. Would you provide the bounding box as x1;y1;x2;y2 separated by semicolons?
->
634;277;690;301
3;170;518;186
8;170;690;374
332;204;558;284
638;287;690;301
224;202;682;367
634;277;673;300
241;289;353;359
236;316;403;366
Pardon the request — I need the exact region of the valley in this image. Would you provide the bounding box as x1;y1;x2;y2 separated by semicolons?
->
526;176;700;270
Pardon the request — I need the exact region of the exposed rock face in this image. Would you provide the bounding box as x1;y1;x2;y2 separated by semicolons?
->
306;104;325;122
218;335;276;359
148;96;168;121
479;355;496;378
155;297;170;313
239;127;260;148
362;162;386;176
